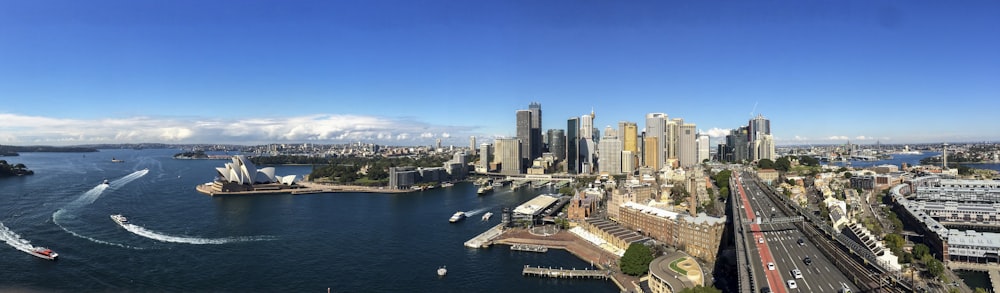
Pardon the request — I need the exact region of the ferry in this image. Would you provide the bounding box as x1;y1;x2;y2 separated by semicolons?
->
441;182;455;188
482;212;493;221
437;265;447;276
110;214;129;226
477;185;493;195
28;247;58;260
102;179;110;185
449;211;466;223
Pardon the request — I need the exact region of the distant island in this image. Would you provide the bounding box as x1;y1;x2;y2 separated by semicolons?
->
0;160;33;177
0;145;98;153
173;150;209;159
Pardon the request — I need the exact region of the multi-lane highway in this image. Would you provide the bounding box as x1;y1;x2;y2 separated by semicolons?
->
735;172;856;293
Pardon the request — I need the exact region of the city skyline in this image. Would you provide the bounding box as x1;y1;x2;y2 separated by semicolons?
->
2;1;998;146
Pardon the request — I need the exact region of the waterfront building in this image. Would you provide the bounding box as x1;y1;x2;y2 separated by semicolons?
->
495;138;522;175
512;194;562;225
477;143;492;173
516;110;532;173
598;135;623;175
567;190;598;220
616;202;726;262
528;102;543;161
579;218;650;253
677;123;697;167
209;155;297;193
547;129;566;161
567;117;580;174
696;133;710;164
389;166;418;190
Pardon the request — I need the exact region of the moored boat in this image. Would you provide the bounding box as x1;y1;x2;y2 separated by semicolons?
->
449;211;466;223
28;247;58;260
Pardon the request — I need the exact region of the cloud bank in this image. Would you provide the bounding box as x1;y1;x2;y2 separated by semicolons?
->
0;113;475;145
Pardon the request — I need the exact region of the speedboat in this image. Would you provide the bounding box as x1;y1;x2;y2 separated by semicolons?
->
449;211;466;223
29;247;58;260
102;179;110;185
110;214;129;226
482;212;493;221
111;157;124;163
437;266;447;276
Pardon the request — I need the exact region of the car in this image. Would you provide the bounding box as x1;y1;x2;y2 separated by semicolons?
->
792;269;803;279
760;286;771;293
767;262;775;270
759;237;765;244
787;280;798;289
804;257;812;265
797;238;805;246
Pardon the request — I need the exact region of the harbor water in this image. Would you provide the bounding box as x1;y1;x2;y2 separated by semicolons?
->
0;149;615;292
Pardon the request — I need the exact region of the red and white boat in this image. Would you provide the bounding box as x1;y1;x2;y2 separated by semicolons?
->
28;247;58;260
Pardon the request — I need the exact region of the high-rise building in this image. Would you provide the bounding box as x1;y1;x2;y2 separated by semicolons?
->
598;133;623;175
528;102;543;160
748;114;773;162
643;136;660;170
495;138;522;175
645;113;667;169
749;114;771;143
619;121;638;153
677;123;697;167
581;112;594;140
696;133;710;164
567;118;579;174
758;134;775;161
547;129;566;161
477;143;492;173
621;150;635;174
726;126;750;163
667;118;683;160
469;136;477;156
516;110;532;172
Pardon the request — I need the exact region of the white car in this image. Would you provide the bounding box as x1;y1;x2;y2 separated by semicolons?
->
787;280;797;289
767;262;775;270
792;269;803;279
759;237;764;244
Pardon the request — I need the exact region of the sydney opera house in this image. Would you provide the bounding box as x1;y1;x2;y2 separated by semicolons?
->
197;155;299;195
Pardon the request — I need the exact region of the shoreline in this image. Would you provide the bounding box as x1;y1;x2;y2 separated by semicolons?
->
195;181;417;196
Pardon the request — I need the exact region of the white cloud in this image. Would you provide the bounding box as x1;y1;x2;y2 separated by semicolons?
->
0;113;475;145
827;136;849;140
705;127;730;138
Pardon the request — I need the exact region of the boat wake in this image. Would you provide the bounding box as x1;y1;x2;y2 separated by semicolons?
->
119;223;276;245
0;222;46;257
52;169;149;249
464;207;490;217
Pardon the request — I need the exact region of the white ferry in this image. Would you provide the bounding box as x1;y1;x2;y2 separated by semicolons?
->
482;212;493;221
449;211;466;223
110;214;129;226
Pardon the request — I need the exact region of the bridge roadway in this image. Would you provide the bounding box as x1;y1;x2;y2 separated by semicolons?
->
735;172;858;293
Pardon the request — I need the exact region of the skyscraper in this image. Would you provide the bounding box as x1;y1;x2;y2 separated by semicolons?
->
748;114;773;162
548;129;566;161
495;138;522;175
469;136;477;156
516;110;532;172
567;117;579;174
749;114;771;143
643;136;660;170
645;113;667;169
477;143;492;173
528;102;543;160
677;123;697;167
581;112;594;140
696;133;710;164
598;135;623;175
619;121;638;153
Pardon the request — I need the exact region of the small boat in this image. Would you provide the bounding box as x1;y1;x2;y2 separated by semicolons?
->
437;266;447;276
482;212;493;221
111;157;124;163
441;182;455;187
110;214;129;226
29;247;58;260
477;185;493;195
449;211;466;223
102;179;110;185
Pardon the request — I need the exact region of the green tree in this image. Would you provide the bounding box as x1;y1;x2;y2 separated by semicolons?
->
758;159;775;169
775;156;791;172
927;258;945;279
884;234;904;253
559;186;575;197
843;172;853;179
619;243;655;276
798;155;820;166
913;244;930;259
975;288;988;293
680;285;723;293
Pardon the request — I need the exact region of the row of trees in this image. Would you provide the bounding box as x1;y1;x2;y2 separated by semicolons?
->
309;154;452;185
757;155;820;172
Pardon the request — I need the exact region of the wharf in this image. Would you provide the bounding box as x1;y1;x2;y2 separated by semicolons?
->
950;262;1000;293
510;244;548;253
522;265;609;280
464;223;505;248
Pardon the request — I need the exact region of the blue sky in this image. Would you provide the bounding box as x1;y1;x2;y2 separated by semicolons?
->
1;1;998;146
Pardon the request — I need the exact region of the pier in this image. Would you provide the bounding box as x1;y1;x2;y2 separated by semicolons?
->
510;244;548;253
522;265;609;280
464;223;505;248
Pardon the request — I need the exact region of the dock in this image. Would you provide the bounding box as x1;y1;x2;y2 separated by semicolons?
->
522;265;609;280
947;261;1000;293
464;223;505;248
510;244;548;253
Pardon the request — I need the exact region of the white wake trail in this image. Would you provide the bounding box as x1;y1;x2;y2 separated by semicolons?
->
119;223;276;245
464;207;490;216
0;222;67;256
52;169;149;248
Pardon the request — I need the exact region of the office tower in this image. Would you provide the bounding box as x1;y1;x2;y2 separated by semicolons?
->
436;138;442;150
696;133;710;164
748;114;773;162
728;127;750;162
495;138;522;175
469;136;477;156
943;143;949;169
516;110;532;172
677;123;697;167
548;129;566;161
644;136;660;170
579;138;595;175
645;113;667;169
748;114;771;143
667;118;683;160
758;134;775;161
581;112;594;140
619;121;638;153
598;136;623;175
478;143;492;173
528;102;543;160
567;118;580;174
621;150;635;174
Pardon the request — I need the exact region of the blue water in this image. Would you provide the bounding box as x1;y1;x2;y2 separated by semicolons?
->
826;152;940;168
0;149;616;292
